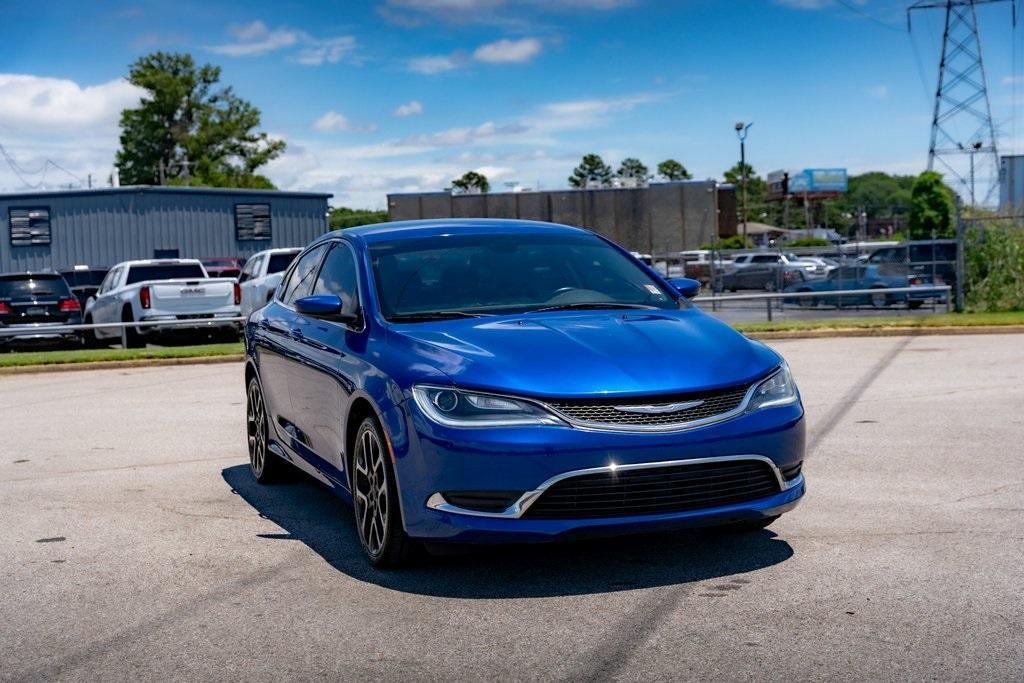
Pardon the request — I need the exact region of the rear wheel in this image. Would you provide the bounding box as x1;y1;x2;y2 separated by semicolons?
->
908;300;923;310
796;289;816;308
121;308;144;348
352;417;414;568
247;377;284;483
82;315;102;348
870;288;888;309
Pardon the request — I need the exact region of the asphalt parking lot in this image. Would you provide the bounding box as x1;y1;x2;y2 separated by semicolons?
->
2;334;1022;681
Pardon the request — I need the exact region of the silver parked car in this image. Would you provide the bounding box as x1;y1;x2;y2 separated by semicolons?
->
238;248;302;318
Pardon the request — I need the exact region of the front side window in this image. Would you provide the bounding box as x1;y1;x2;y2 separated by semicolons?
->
313;242;359;312
280;245;327;304
9;207;51;246
369;232;680;320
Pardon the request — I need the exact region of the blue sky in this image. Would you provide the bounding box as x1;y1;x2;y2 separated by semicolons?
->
0;0;1021;207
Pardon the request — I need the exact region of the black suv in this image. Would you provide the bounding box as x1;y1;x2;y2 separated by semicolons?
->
866;240;957;291
0;272;83;348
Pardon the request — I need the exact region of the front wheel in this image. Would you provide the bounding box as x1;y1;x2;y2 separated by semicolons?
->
870;288;888;309
352;417;415;567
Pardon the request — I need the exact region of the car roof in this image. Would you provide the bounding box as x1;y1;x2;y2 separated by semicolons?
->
0;271;63;279
323;218;590;245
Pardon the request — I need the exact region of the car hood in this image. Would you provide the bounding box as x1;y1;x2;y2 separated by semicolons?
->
388;308;780;399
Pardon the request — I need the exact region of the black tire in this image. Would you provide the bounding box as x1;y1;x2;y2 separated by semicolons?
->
247;376;285;483
82;315;102;348
121;308;144;349
796;289;816;308
908;300;923;310
869;288;888;309
721;516;779;533
351;417;415;568
764;280;777;292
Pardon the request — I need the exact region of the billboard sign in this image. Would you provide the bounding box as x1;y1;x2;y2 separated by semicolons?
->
788;168;848;194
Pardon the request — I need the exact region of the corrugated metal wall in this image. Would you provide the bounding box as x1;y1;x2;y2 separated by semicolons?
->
386;182;737;253
0;188;330;272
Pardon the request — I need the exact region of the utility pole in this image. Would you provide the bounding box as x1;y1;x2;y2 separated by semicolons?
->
735;122;753;245
908;0;1013;204
158;159;166;186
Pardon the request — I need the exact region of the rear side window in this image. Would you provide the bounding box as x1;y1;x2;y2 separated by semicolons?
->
267;252;299;274
280;245;327;304
751;254;778;263
0;275;70;298
125;264;206;285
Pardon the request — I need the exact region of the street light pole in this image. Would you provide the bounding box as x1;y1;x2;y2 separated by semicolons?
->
970;141;982;207
735;122;753;246
737;122;753;248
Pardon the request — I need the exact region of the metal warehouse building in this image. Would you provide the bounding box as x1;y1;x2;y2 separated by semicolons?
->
0;186;332;273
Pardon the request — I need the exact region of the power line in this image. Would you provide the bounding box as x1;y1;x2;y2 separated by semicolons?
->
834;0;904;32
0;140;85;190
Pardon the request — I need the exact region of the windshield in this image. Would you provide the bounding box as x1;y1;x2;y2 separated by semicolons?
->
126;264;207;285
267;252;298;274
0;275;70;299
369;232;680;320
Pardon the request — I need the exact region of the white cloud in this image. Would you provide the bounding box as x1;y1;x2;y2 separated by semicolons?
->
313;110;378;133
394;100;424;117
208;21;356;65
866;84;889;99
296;36;357;66
473;37;543;64
0;73;144;134
209;21;300;56
1003;75;1024;86
409;54;461;74
773;0;833;8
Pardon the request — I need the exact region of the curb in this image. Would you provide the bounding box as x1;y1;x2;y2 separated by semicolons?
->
0;354;244;376
744;325;1024;340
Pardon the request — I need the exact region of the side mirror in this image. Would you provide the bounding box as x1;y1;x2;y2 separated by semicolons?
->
294;294;359;324
667;277;701;299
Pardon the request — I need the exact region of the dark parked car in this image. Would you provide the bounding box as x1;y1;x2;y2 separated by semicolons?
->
866;240;956;290
783;264;943;309
717;253;809;291
201;257;246;279
0;272;83;348
58;265;109;310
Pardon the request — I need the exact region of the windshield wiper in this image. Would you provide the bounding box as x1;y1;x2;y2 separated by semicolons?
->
525;302;658;314
388;311;492;322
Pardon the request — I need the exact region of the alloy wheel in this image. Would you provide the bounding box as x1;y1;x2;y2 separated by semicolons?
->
247;380;267;477
353;427;389;558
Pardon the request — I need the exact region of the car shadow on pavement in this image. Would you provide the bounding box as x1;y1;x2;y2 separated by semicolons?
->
223;464;794;599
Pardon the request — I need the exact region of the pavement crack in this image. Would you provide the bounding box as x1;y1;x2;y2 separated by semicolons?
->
807;336;913;454
567;586;690;682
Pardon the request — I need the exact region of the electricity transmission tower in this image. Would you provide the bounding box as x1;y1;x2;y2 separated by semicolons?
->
908;0;1015;205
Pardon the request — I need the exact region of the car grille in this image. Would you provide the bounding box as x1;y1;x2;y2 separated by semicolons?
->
543;383;751;430
524;460;781;519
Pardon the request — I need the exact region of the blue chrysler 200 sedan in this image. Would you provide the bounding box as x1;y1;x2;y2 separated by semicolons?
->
244;219;806;567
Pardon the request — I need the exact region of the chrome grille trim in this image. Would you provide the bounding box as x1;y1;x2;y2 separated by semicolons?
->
539;381;760;433
425;454;802;519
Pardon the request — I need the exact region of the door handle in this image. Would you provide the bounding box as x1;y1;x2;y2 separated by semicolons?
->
290;327;304;338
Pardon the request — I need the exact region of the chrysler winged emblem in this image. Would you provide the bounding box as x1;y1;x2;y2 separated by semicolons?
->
612;400;704;414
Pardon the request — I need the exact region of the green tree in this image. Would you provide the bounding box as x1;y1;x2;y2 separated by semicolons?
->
329;207;388;230
115;52;285;188
657;159;692;181
908;171;956;239
617;157;649;182
569;153;613;188
451;170;490;194
723;162;768;223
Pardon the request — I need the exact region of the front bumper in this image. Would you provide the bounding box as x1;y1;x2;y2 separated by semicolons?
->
390;399;806;543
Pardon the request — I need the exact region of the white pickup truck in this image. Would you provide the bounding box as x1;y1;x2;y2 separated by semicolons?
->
83;259;241;347
237;247;301;318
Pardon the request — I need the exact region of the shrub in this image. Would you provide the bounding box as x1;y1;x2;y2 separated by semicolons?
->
965;225;1024;311
701;235;752;250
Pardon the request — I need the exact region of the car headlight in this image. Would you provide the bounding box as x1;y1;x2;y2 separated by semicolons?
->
747;363;799;411
412;385;564;428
